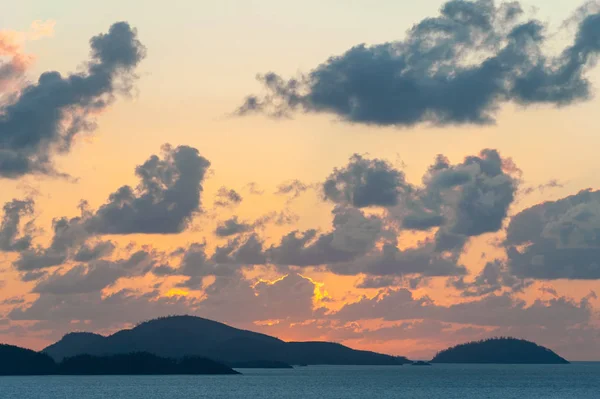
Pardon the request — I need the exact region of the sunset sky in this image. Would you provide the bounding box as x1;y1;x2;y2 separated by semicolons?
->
2;0;600;361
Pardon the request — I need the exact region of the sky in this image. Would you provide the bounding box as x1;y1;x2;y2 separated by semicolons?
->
1;0;600;361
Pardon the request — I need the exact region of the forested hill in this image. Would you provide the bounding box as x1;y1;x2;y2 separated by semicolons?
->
44;315;411;365
431;338;569;364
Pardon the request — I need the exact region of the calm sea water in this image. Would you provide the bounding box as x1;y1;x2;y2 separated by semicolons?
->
2;363;599;398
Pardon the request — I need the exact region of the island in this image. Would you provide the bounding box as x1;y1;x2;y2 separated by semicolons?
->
431;338;569;364
411;361;432;366
0;344;239;375
44;315;412;366
228;360;293;369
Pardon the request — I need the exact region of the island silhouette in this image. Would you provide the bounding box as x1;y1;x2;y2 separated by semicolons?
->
431;337;569;364
0;344;239;375
43;315;411;366
0;317;571;375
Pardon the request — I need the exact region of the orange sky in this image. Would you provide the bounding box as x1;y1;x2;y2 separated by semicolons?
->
1;0;600;361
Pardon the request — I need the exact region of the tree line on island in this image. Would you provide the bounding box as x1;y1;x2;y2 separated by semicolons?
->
0;316;569;375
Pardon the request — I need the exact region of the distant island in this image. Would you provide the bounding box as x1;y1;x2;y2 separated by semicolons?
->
229;360;293;369
431;338;569;364
0;344;239;375
44;315;412;366
411;361;432;366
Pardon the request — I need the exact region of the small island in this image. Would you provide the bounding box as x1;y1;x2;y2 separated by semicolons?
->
0;344;239;375
411;361;432;366
229;360;293;369
431;338;569;364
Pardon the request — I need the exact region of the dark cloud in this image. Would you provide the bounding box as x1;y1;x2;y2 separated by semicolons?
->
0;198;34;252
276;180;310;199
14;215;88;271
237;1;600;126
267;207;384;266
214;187;243;208
73;240;116;262
506;189;600;279
521;179;564;196
212;234;268;266
355;276;402;289
333;288;592;329
0;22;146;178
9;289;197;335
450;259;532;297
87;144;211;235
214;216;253;237
387;149;519;253
32;250;155;295
323;154;409;208
197;272;324;324
330;241;467;278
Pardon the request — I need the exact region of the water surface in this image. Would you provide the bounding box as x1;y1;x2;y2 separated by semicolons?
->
2;363;599;398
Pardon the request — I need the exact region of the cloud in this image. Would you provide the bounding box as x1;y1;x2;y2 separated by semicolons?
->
237;1;600;126
330;241;468;277
9;289;197;335
388;149;519;252
355;276;402;289
267;207;384;266
214;216;253;237
0;198;34;252
14;215;89;271
276;180;311;200
197;272;324;324
0;20;55;90
324;154;409;208
506;189;600;279
333;288;592;329
0;22;146;178
73;240;116;262
214;187;243;208
33;250;155;295
87;144;211;235
450;259;532;297
8;272;324;338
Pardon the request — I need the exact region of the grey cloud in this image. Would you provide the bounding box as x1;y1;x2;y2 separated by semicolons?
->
9;289;197;335
214;187;243;207
197;272;324;324
323;154;409;208
450;259;532;297
0;198;34;252
0;22;146;178
87;144;211;235
388;149;518;253
506;189;600;279
14;215;89;271
331;241;467;278
32;250;156;294
333;288;592;329
214;216;253;237
212;234;268;266
521;179;564;196
276;180;310;199
356;276;402;289
268;207;383;266
73;240;116;262
237;1;600;127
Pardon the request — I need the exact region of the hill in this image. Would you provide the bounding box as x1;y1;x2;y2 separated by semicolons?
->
0;345;239;375
431;338;569;364
0;344;56;375
44;315;411;365
58;353;239;375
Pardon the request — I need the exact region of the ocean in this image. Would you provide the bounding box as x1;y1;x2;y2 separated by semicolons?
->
2;363;599;398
